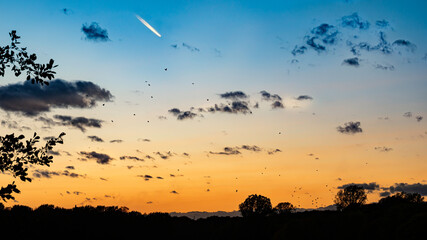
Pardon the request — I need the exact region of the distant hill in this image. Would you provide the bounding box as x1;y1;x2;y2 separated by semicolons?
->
169;205;337;219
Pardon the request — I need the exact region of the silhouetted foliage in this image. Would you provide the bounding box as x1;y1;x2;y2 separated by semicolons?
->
379;191;424;205
0;132;65;201
273;202;296;215
0;31;57;85
0;200;425;239
0;31;64;202
334;184;367;211
239;194;272;217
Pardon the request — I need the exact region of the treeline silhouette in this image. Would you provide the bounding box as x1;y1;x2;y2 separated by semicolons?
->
0;189;425;239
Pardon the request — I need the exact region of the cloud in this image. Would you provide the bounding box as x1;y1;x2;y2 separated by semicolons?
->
65;166;75;170
81;22;110;42
0;120;30;131
0;79;112;116
342;57;360;67
137;175;153;181
295;95;313;101
154;151;174;160
168;108;199;120
375;64;395;71
350;32;392;55
170;190;179;194
416;116;423;122
386;183;427;196
291;45;307;56
137;138;151;142
209;147;241;155
304;23;339;53
88;135;104;142
267;149;282;155
260;90;282;101
272;101;284;109
53;115;103;132
120;156;144;161
219;91;248;100
393;39;417;52
403;112;412;118
208;101;252;114
240;145;262;152
182;43;200;52
33;169;85;179
79;151;113;165
110;139;123;143
341;13;370;30
337;121;363;134
374;147;393;152
375;20;390;28
338;182;380;192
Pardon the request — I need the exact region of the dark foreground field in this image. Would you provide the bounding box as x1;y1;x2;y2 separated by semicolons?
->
0;202;426;239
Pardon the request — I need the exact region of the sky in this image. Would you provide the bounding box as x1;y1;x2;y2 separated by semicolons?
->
0;0;426;213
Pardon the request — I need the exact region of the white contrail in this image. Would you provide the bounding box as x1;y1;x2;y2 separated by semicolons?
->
135;14;161;37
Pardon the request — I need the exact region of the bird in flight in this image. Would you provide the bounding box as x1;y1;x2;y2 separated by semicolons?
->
136;14;162;37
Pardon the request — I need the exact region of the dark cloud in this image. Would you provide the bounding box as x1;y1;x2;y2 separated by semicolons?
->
338;182;380;192
375;20;390;28
81;22;110;42
208;101;252;114
374;147;393;152
48;150;61;156
403;112;412;118
120;156;144;161
379;191;391;197
416;116;423;122
168;108;198;120
392;40;417;52
155;151;174;160
267;149;282;155
53;115;103;132
260;90;282;101
1;120;21;130
182;43;200;52
304;23;339;53
79;151;113;165
386;183;427;196
350;32;392;55
137;175;153;181
137;138;151;142
156;176;164;180
209;147;241;155
375;64;395;71
342;57;360;67
291;45;307;56
110;139;123;143
88;135;104;142
341;13;370;30
295;95;313;101
158;116;167;120
65;166;75;170
337;121;363;134
240;145;262;152
33;169;85;179
272;101;284;109
0;79;113;116
170;190;179;194
219;91;248;100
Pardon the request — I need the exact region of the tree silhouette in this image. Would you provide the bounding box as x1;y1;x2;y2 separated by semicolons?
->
1;31;57;85
0;132;65;201
239;194;273;217
273;202;296;215
334;185;367;211
379;191;424;205
0;31;64;201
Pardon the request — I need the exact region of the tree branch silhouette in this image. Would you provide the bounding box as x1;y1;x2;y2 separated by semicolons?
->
0;31;64;201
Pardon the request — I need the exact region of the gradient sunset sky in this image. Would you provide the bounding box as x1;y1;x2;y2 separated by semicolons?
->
0;0;426;213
